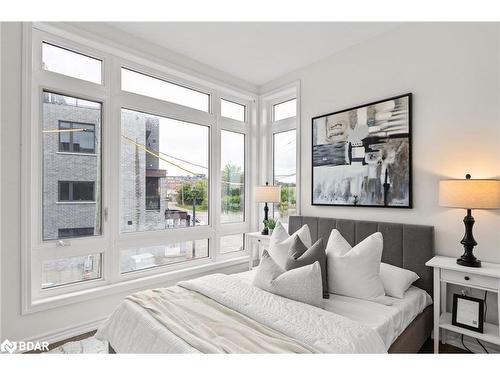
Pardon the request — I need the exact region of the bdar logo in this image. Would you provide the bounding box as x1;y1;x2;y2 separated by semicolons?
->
1;339;17;354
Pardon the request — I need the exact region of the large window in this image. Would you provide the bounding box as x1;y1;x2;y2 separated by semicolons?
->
273;130;297;222
26;26;253;310
42;91;101;241
220;130;245;223
120;108;210;232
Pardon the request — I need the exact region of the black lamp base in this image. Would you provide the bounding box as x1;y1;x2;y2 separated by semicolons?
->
456;208;481;268
261;202;269;235
457;255;481;268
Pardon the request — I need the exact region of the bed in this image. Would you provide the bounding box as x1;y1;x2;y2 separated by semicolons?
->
96;215;434;353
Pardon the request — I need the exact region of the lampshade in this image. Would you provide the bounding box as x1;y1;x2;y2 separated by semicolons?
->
255;185;281;203
439;178;500;209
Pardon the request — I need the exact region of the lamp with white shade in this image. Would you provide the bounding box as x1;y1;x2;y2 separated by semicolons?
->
255;182;281;235
439;174;500;267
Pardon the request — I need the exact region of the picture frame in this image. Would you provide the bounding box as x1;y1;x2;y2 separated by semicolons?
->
311;93;412;208
452;293;484;333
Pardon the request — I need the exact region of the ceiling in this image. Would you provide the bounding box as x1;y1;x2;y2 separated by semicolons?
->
105;22;400;86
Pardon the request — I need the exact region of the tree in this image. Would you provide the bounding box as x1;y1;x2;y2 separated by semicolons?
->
176;179;208;209
221;164;243;213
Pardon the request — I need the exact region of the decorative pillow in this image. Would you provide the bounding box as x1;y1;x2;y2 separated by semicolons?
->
326;230;385;301
380;262;419;299
253;250;323;308
285;236;329;298
268;221;311;269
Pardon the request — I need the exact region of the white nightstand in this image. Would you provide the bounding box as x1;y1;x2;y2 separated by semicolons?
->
245;232;271;270
426;256;500;353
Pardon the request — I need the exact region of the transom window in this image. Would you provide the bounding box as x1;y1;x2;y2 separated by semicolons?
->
273;98;297;122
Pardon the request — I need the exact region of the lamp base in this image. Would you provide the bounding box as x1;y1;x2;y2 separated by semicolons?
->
457;255;481;268
261;228;269;235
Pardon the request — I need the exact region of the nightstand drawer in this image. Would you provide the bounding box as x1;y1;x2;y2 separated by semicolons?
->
441;269;498;290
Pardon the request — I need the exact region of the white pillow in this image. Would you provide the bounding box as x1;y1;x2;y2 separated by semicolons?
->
326;230;386;301
380;263;419;299
253;250;323;308
268;221;311;269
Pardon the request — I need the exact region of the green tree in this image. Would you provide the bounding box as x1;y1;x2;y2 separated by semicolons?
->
221;164;243;213
176;179;208;210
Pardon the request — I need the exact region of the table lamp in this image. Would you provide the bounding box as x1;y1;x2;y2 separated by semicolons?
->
255;182;281;235
439;174;500;267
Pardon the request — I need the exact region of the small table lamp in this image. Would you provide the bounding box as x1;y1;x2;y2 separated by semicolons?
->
255;182;281;235
439;174;500;267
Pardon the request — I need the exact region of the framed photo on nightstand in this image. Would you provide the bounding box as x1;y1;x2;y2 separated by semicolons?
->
452;294;484;333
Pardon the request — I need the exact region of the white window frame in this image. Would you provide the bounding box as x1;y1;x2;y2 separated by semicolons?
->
259;82;301;224
21;23;256;314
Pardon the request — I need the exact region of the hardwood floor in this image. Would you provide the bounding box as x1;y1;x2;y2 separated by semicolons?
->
26;330;97;354
419;339;469;354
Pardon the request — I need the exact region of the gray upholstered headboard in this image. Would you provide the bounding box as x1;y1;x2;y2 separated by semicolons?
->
288;216;435;295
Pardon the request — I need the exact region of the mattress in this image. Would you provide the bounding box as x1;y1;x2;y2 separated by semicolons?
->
233;270;432;350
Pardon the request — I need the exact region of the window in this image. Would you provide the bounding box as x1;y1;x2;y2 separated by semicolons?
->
273;98;297;122
42;42;102;84
121;68;210;112
145;176;161;211
27;27;253;310
58;181;95;201
120;239;209;273
58;227;95;238
120;109;210;232
220;234;244;254
59;121;95;153
42;253;102;289
273;130;297;222
42;91;101;241
221;99;245;122
221;130;245;223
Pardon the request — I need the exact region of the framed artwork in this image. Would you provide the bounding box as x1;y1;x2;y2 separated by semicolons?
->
311;93;412;208
452;293;484;333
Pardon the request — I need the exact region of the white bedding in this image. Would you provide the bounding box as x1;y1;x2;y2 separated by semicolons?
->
235;270;433;349
96;269;431;353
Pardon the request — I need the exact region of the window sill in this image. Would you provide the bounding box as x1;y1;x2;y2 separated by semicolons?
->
56;151;97;157
26;255;249;315
55;201;97;204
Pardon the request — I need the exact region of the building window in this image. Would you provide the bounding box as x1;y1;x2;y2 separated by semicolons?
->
120;108;209;232
58;227;95;238
42;91;101;241
121;68;210;112
273;98;297;122
145;176;161;211
42;42;102;84
120;239;209;274
58;181;95;202
59;121;96;153
221;99;245;122
273;130;297;222
220;130;245;223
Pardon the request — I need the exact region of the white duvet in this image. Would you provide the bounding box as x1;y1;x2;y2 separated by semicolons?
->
97;273;387;353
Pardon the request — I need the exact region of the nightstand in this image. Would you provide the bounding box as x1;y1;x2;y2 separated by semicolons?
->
245;232;271;270
426;256;500;353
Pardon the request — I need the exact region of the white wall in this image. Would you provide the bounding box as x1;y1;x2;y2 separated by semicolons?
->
261;23;500;335
262;22;500;263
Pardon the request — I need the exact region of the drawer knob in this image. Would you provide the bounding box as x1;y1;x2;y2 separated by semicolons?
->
464;276;470;281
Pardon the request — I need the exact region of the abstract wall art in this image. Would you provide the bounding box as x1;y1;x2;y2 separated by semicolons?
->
312;93;412;208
